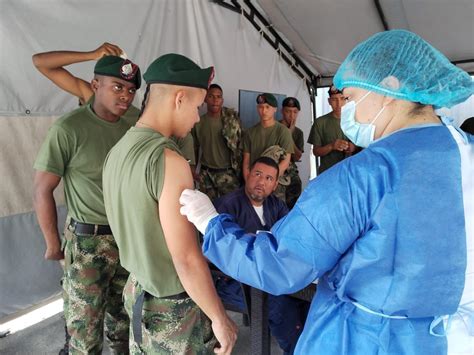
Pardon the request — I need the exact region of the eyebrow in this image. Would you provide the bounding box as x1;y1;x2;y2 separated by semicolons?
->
111;80;136;89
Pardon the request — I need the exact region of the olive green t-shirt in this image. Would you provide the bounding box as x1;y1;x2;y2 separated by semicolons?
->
243;121;294;165
192;113;231;169
34;104;132;224
307;112;348;173
103;127;186;297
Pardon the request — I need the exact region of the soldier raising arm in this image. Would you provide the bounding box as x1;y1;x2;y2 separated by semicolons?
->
32;42;122;104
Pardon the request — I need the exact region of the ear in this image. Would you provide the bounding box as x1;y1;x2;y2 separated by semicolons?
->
272;180;279;192
175;90;186;110
91;79;99;93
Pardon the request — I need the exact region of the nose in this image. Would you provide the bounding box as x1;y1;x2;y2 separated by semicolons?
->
120;91;133;102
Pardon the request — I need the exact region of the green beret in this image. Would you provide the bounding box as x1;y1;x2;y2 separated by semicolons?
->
94;55;141;89
256;93;278;108
282;97;300;110
143;53;214;89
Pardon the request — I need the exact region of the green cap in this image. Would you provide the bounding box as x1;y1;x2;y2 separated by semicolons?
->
256;93;278;108
282;97;300;110
94;55;141;89
143;53;214;89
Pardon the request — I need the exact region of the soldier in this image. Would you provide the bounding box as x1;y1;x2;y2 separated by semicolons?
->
103;53;237;354
307;85;357;174
192;84;242;201
280;97;305;208
242;93;294;201
33;55;141;354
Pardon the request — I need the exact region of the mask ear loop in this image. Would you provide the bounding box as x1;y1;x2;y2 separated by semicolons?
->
371;105;386;124
355;91;371;105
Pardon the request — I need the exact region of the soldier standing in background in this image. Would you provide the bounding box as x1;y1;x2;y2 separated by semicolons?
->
192;84;242;201
307;85;357;174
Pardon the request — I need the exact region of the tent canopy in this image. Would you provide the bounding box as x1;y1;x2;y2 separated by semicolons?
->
252;0;474;80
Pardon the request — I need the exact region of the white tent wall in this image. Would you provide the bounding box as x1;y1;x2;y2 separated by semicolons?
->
0;0;312;318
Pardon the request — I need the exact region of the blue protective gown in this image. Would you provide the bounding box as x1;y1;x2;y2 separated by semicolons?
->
202;123;472;354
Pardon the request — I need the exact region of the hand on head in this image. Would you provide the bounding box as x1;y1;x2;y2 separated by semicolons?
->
93;42;123;60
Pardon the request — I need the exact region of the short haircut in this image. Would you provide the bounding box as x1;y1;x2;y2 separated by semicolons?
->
208;83;223;92
328;85;343;97
250;156;279;177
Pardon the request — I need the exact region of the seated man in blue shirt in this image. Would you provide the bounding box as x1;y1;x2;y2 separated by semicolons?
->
214;156;309;355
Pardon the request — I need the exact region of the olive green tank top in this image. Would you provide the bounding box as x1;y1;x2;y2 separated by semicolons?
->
103;127;186;297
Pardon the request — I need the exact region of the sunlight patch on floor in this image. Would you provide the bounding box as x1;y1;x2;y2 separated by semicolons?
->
0;298;63;335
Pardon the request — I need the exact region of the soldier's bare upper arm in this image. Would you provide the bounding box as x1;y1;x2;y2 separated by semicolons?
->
159;149;199;261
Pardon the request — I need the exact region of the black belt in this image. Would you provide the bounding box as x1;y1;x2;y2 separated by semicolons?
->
132;290;189;346
69;218;112;235
201;165;232;173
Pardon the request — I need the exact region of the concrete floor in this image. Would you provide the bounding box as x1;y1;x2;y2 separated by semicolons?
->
0;311;283;355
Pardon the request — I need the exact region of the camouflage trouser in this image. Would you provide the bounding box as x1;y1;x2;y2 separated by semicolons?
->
198;167;241;201
123;275;216;354
61;217;71;352
63;224;130;354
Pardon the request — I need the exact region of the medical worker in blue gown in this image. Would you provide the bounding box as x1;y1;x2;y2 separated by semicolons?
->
180;30;474;354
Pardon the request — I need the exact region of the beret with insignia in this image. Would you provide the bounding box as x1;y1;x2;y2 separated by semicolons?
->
282;97;300;110
94;55;141;89
256;93;278;108
143;53;214;90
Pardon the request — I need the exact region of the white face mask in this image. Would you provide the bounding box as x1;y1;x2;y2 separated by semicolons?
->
340;91;385;148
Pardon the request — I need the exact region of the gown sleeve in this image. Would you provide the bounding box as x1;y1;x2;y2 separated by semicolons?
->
203;155;376;295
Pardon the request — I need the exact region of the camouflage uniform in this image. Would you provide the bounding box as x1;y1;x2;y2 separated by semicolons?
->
60;217;71;354
197;107;242;200
63;223;129;354
123;275;216;355
199;167;241;202
261;145;290;203
284;162;302;209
